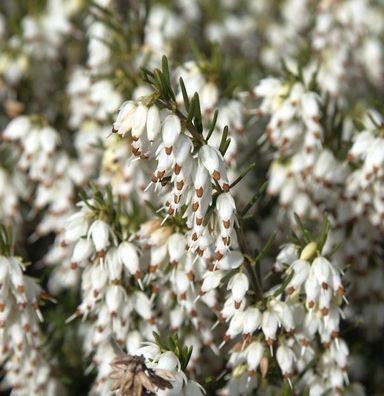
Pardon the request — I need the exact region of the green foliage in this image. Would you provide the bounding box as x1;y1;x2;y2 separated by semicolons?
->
152;332;193;371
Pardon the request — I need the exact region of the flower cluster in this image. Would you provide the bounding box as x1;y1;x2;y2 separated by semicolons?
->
0;226;61;395
1;0;384;394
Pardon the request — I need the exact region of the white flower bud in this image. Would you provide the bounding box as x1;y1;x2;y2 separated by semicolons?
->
2;115;30;141
162;114;181;152
146;105;161;141
173;134;192;167
157;351;179;372
40;126;59;154
118;242;140;277
301;92;321;121
131;104;148;139
216;193;236;221
261;310;278;344
70;238;94;266
217;251;243;270
348;131;374;160
311;256;331;289
199;145;223;181
0;256;9;284
134;291;153;321
105;285;125;315
113;101;136;136
228;272;249;308
90;265;108;296
201;270;224;293
89;220;110;253
304;274;320;309
246;341;264;371
286;259;310;294
225;310;245;339
271;300;295;333
64;212;89;243
276;344;295;376
106;248;122;281
243;307;262;335
200;81;218;112
167;233;186;266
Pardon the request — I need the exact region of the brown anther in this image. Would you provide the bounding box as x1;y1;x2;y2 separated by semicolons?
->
165;146;172;155
171;260;178;268
212;170;221;180
147;318;155;325
191;232;198;241
331;330;339;339
265;337;274;346
174;163;181;175
70;262;78;270
149;264;157;273
223;334;230;342
247;369;255;377
131;147;140;156
308;300;315;309
176;180;184;191
234;301;241;309
192;202;199;212
151;175;158;183
134;271;141;279
336;287;345;296
207;263;214;271
196;217;203;226
96;250;105;258
287;286;295;295
156;170;165;179
223;183;230;192
17;285;25;293
312;115;320;123
167;207;175;216
187;271;194;280
93;290;99;298
196;247;204;256
321;282;329;290
196;187;203;198
215;251;223;261
222;236;230;246
179;292;186;300
320;307;329;316
97;325;104;333
223;219;230;229
112;279;121;285
173;194;180;204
